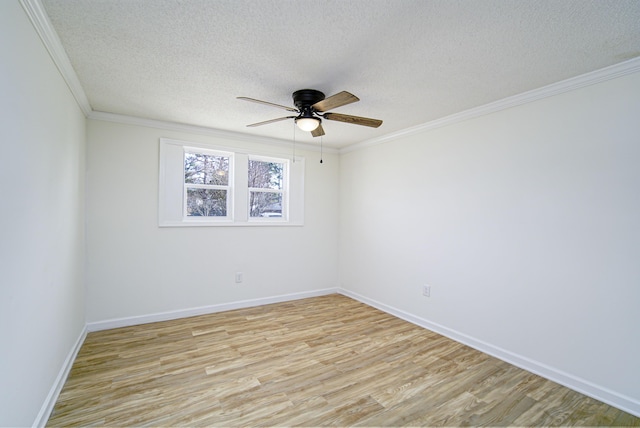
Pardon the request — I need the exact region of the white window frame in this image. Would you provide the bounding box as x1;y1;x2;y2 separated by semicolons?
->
247;155;289;223
159;138;304;227
183;147;234;222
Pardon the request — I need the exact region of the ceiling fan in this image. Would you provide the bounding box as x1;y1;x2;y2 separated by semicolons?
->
237;89;382;137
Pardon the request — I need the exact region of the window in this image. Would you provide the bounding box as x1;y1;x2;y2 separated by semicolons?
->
248;157;287;220
159;138;304;226
183;150;232;219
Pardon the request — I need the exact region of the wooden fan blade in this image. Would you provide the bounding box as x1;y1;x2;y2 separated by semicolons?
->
312;91;359;112
323;112;382;128
311;123;325;137
247;116;295;127
237;97;298;112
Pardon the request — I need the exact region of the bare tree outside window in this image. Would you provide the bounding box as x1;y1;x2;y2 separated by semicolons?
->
185;152;229;185
248;159;284;218
184;152;230;217
186;189;227;217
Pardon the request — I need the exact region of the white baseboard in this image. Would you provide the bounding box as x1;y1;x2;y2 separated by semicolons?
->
338;288;640;418
33;325;87;428
37;287;639;424
87;287;339;332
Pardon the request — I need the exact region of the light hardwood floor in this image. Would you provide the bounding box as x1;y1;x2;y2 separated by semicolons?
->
48;294;639;427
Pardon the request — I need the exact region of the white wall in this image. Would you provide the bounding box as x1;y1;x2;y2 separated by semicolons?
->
85;120;339;323
4;0;638;420
0;2;86;426
339;71;640;412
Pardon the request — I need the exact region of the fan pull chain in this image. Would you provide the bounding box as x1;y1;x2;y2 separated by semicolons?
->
320;134;323;164
292;121;296;163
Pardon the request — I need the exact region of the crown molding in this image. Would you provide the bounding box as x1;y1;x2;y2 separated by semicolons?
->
89;111;337;154
20;0;92;116
341;56;640;154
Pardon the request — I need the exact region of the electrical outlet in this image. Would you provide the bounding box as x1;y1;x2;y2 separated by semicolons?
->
235;272;243;283
423;285;431;297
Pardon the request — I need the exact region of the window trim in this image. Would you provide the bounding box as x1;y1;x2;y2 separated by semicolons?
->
159;138;304;227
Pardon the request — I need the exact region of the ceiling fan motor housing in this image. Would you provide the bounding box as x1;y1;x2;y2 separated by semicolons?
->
292;89;325;109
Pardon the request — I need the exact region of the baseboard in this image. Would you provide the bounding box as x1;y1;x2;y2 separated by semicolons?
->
338;288;640;418
32;325;87;428
87;287;339;332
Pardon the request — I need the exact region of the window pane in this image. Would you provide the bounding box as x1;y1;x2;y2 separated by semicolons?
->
248;160;283;189
185;152;229;185
250;191;282;218
186;188;227;217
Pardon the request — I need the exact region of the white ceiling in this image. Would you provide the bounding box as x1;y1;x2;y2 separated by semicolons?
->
40;0;640;149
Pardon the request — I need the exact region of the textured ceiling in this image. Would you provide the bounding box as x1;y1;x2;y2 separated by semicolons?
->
41;0;640;149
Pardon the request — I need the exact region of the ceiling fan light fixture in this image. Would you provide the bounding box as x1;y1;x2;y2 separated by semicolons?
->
238;89;382;137
295;116;320;132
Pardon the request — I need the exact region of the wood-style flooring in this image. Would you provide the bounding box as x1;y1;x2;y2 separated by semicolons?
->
47;294;639;427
